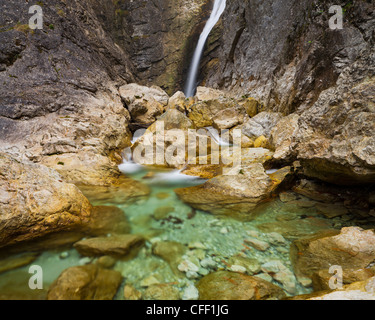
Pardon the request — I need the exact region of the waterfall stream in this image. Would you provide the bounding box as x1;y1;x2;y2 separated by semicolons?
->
184;0;227;97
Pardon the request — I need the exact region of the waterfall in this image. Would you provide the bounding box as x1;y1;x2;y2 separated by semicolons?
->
184;0;227;98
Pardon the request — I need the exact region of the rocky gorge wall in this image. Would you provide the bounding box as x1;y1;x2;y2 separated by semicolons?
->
202;0;375;185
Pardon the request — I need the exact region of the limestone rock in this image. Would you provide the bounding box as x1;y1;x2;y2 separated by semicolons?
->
290;227;375;280
152;241;187;276
187;96;241;128
143;284;180;300
153;207;175;221
168;91;187;113
238;97;260;118
0;253;39;274
47;264;122;300
84;206;131;236
195;87;227;101
0;153;92;248
242;112;283;139
123;285;142;301
0;0;135;186
291;277;375;300
228;256;261;275
196;271;286;300
175;164;292;219
312;268;375;291
78;176;150;205
74;234;145;257
270;114;300;161
261;260;297;295
119;83;169;125
213;107;246;130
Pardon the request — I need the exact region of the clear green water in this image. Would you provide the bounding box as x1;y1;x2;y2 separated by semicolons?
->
0;166;370;300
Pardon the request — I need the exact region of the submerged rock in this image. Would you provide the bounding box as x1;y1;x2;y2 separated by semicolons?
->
0;153;92;248
47;264;122;300
0;253;39;274
84;206;131;236
196;271;286;300
290;227;375;281
152;241;187;277
290;276;375;300
175;164;292;219
73;234;145;258
143;284;180;300
78;175;150;205
312;268;375;292
123;285;142;301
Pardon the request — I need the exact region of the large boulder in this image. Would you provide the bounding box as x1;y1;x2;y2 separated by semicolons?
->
175;164;292;219
290;276;375;300
119;83;169;126
152;241;187;277
132;109;224;169
196;271;286;300
0;153;92;248
187;87;247;128
47;264;123;300
242;112;283;140
290;227;375;281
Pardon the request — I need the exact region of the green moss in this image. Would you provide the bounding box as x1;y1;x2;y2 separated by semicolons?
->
57;162;65;166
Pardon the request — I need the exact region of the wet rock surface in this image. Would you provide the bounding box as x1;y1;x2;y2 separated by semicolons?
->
74;234;145;258
0;153;92;248
175;164;291;219
196;271;286;300
47;264;123;300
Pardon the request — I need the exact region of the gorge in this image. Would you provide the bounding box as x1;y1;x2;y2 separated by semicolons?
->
0;0;374;301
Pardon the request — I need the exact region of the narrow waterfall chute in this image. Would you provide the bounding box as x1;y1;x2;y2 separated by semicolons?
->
184;0;227;98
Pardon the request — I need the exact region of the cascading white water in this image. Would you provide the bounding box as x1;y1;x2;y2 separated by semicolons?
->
184;0;226;97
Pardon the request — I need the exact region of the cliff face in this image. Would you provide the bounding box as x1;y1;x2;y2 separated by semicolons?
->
1;0;374;186
203;0;374;114
0;0;211;184
103;0;212;94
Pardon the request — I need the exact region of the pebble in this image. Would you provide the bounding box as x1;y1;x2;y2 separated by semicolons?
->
229;265;247;274
244;238;270;251
140;275;160;287
246;230;260;238
59;251;69;259
266;232;287;245
182;285;199;300
188;242;206;250
124;285;142;300
200;257;216;269
220;227;228;234
78;257;92;265
254;272;273;282
178;260;199;273
198;267;209;276
186;271;199;279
